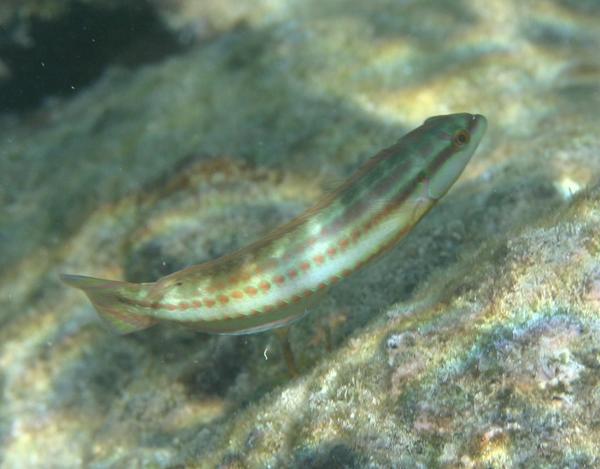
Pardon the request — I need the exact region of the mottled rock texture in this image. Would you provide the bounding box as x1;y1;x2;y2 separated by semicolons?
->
1;0;599;467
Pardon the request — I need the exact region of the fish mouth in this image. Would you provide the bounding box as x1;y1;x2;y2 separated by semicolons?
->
469;114;488;140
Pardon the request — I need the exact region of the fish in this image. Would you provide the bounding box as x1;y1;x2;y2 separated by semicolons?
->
62;113;487;336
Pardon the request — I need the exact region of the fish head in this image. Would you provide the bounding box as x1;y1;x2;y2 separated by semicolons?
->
418;113;487;199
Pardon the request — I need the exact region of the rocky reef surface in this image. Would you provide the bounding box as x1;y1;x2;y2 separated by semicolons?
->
1;0;600;467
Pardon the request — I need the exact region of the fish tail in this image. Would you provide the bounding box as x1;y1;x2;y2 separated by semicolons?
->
61;273;158;334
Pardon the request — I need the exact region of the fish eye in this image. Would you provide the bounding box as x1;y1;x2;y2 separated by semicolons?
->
453;129;470;147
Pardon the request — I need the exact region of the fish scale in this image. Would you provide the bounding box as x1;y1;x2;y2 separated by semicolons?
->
62;113;487;335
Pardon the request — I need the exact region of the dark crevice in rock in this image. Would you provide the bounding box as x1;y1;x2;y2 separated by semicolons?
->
0;0;184;112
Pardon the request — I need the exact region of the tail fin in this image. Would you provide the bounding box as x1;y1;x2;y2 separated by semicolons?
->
61;274;158;334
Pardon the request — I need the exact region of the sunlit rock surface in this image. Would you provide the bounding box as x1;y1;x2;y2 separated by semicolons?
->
1;0;600;467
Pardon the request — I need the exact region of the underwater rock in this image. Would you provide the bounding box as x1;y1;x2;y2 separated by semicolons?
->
1;0;600;467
